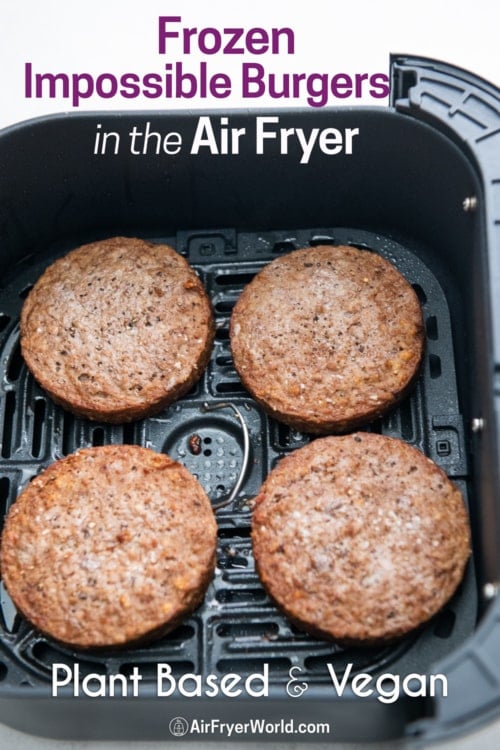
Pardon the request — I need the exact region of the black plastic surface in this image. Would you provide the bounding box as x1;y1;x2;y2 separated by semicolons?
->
0;226;477;739
390;56;500;745
390;58;500;358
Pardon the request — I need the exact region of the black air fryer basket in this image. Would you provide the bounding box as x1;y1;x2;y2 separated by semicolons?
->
0;55;499;744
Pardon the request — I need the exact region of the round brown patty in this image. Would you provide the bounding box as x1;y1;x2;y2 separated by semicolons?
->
252;433;471;645
230;245;425;433
0;445;217;649
20;237;214;422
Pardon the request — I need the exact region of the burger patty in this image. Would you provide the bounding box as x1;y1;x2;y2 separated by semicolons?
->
20;236;214;423
0;445;217;649
251;433;471;645
230;244;425;433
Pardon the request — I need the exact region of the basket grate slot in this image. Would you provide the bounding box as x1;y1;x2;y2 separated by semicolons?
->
61;410;73;456
426;315;439;340
214;272;256;288
1;391;16;459
0;477;9;506
91;426;105;447
412;283;427;304
6;342;23;383
214;300;236;314
31;398;46;458
310;235;335;246
216;588;268;605
215;354;234;367
399;397;415;442
217;554;249;570
215;381;247;395
216;622;279;639
122;422;136;445
214;327;230;342
29;641;108;676
429;353;442;379
271;420;308;451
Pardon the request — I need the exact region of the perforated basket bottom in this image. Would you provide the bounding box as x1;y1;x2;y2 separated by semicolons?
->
0;227;476;690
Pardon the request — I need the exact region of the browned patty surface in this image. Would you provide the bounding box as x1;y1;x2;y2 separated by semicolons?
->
230;245;425;433
20;237;214;422
252;433;471;645
0;445;217;649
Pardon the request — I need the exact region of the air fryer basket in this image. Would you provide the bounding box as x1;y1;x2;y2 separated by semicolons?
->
0;56;498;744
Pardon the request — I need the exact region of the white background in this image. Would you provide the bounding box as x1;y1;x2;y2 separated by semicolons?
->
0;0;499;748
0;0;499;129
